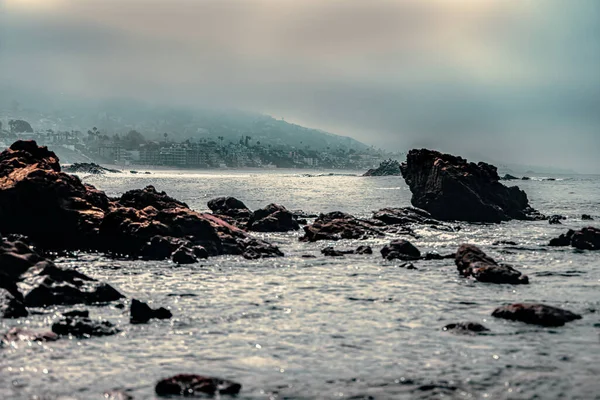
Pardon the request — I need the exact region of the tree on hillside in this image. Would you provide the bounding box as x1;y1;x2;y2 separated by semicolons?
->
121;130;147;150
8;119;33;134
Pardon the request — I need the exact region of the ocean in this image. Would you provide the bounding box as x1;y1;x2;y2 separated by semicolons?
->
2;170;599;399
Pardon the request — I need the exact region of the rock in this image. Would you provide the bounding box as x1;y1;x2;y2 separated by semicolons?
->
52;316;120;337
371;207;444;226
443;322;489;333
155;374;242;396
492;240;517;246
248;204;299;232
423;252;455;260
0;288;28;318
301;212;387;242
501;174;519;180
363;159;402;176
549;227;600;250
2;327;58;343
549;215;564;224
582;214;594;221
522;176;531;180
321;247;348;257
355;245;373;255
171;246;197;264
398;262;417;270
381;240;421;261
400;149;543;222
63;309;89;318
237;237;285;260
130;299;172;324
544;178;556;181
207;196;252;227
492;303;582;327
64;163;121;174
455;244;528;284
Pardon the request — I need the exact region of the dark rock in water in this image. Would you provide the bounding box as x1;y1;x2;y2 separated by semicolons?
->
248;203;299;232
355;245;373;255
140;236;183;260
103;390;133;400
544;178;556;181
549;215;565;225
492;303;582;327
501;174;519;180
455;244;528;284
398;262;417;270
171;246;197;264
400;149;543;222
363;159;402;176
301;254;316;258
492;240;517;246
207;196;252;227
0;288;28;318
52;316;120;337
301;212;387;242
549;227;600;250
238;237;284;260
2;327;58;343
443;322;489;333
423;252;455;260
118;185;188;210
372;207;444;227
130;299;172;324
381;240;421;261
582;214;594;221
522;176;531;180
155;374;242;396
64;163;120;175
321;246;349;257
63;309;89;318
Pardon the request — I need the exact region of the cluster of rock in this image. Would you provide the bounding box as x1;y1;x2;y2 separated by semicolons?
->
0;141;283;262
400;149;545;222
549;227;600;250
363;159;402;176
64;162;121;174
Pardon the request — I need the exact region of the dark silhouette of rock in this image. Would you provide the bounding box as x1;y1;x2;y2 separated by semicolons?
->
155;374;242;396
171;246;198;264
549;227;600;250
248;203;300;232
355;245;373;254
400;149;543;222
301;212;386;242
549;215;565;224
321;246;349;257
118;185;188;210
371;207;444;226
398;262;417;269
492;303;582;327
443;322;489;334
455;244;528;284
501;174;519;180
2;327;58;343
130;299;172;324
64;163;121;174
52;316;120;337
381;240;421;261
63;309;89;318
363;159;402;176
582;214;594;220
522;176;531;180
0;288;28;318
207;196;252;227
492;240;517;246
238;237;284;260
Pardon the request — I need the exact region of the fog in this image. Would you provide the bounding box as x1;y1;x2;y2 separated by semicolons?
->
1;0;599;172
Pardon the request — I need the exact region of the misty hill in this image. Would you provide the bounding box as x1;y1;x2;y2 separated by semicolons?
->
0;90;367;151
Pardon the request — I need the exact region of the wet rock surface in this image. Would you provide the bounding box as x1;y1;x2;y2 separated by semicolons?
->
492;303;582;327
400;149;544;222
0;288;28;318
130;299;172;324
443;322;489;334
549;215;564;224
549;227;600;250
363;159;402;176
52;316;120;337
248;203;300;232
155;374;242;396
64;163;121;174
455;244;529;284
381;240;421;261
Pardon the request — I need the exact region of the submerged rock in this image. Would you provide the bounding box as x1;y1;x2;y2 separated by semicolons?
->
381;240;421;261
363;159;402;176
549;227;600;250
207;196;252;227
130;299;172;324
455;244;528;284
443;322;489;334
171;246;198;264
355;245;373;255
155;374;242;396
301;212;386;242
492;303;582;327
248;203;299;232
52;316;120;337
400;149;543;222
582;214;594;221
64;163;121;174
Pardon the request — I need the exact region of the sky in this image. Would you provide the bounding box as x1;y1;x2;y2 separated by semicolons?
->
1;0;599;172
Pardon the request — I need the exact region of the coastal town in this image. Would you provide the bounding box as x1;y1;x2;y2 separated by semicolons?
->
0;118;399;169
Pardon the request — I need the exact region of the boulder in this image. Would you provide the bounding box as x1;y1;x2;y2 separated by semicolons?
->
207;196;252;227
381;240;421;261
355;245;373;255
155;374;242;396
237;238;284;260
0;288;28;318
492;303;582;327
549;227;600;250
455;244;528;284
398;262;417;269
2;327;58;343
549;215;564;225
52;316;120;337
400;149;543;222
371;207;443;226
521;176;531;180
248;203;299;232
301;212;386;242
130;299;172;324
171;246;198;264
321;247;349;257
501;174;519;180
64;163;121;174
443;322;489;334
363;159;402;176
118;185;188;210
582;214;594;221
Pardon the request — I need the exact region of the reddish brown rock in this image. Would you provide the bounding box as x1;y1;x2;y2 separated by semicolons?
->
549;227;600;250
492;303;582;327
455;244;528;284
381;240;421;261
130;299;172;324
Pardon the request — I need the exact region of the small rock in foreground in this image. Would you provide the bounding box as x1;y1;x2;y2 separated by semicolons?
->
381;240;421;261
492;303;582;327
549;227;600;250
130;299;172;324
2;327;58;343
155;374;241;396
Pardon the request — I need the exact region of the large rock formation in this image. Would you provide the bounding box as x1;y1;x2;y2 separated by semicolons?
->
363;159;402;176
455;244;529;284
0;141;282;260
549;227;600;250
400;149;543;222
155;374;242;396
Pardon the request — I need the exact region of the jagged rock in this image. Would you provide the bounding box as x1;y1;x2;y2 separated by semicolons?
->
363;159;402;176
62;309;89;318
321;247;348;257
443;322;489;333
2;327;58;343
501;174;519;180
423;252;455;260
118;185;188;210
582;214;594;220
207;196;252;227
522;176;531;180
0;288;28;318
492;240;517;246
549;227;600;250
372;207;444;226
171;246;197;264
492;303;582;327
64;163;121;174
52;316;120;337
301;212;387;242
238;237;285;260
549;215;564;225
130;299;172;324
381;240;421;261
155;374;242;396
248;203;300;232
355;245;373;254
455;244;528;284
400;149;544;222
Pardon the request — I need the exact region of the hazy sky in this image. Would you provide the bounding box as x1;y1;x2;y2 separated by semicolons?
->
1;0;599;172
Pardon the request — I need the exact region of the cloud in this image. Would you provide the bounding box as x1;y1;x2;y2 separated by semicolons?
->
1;0;599;172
